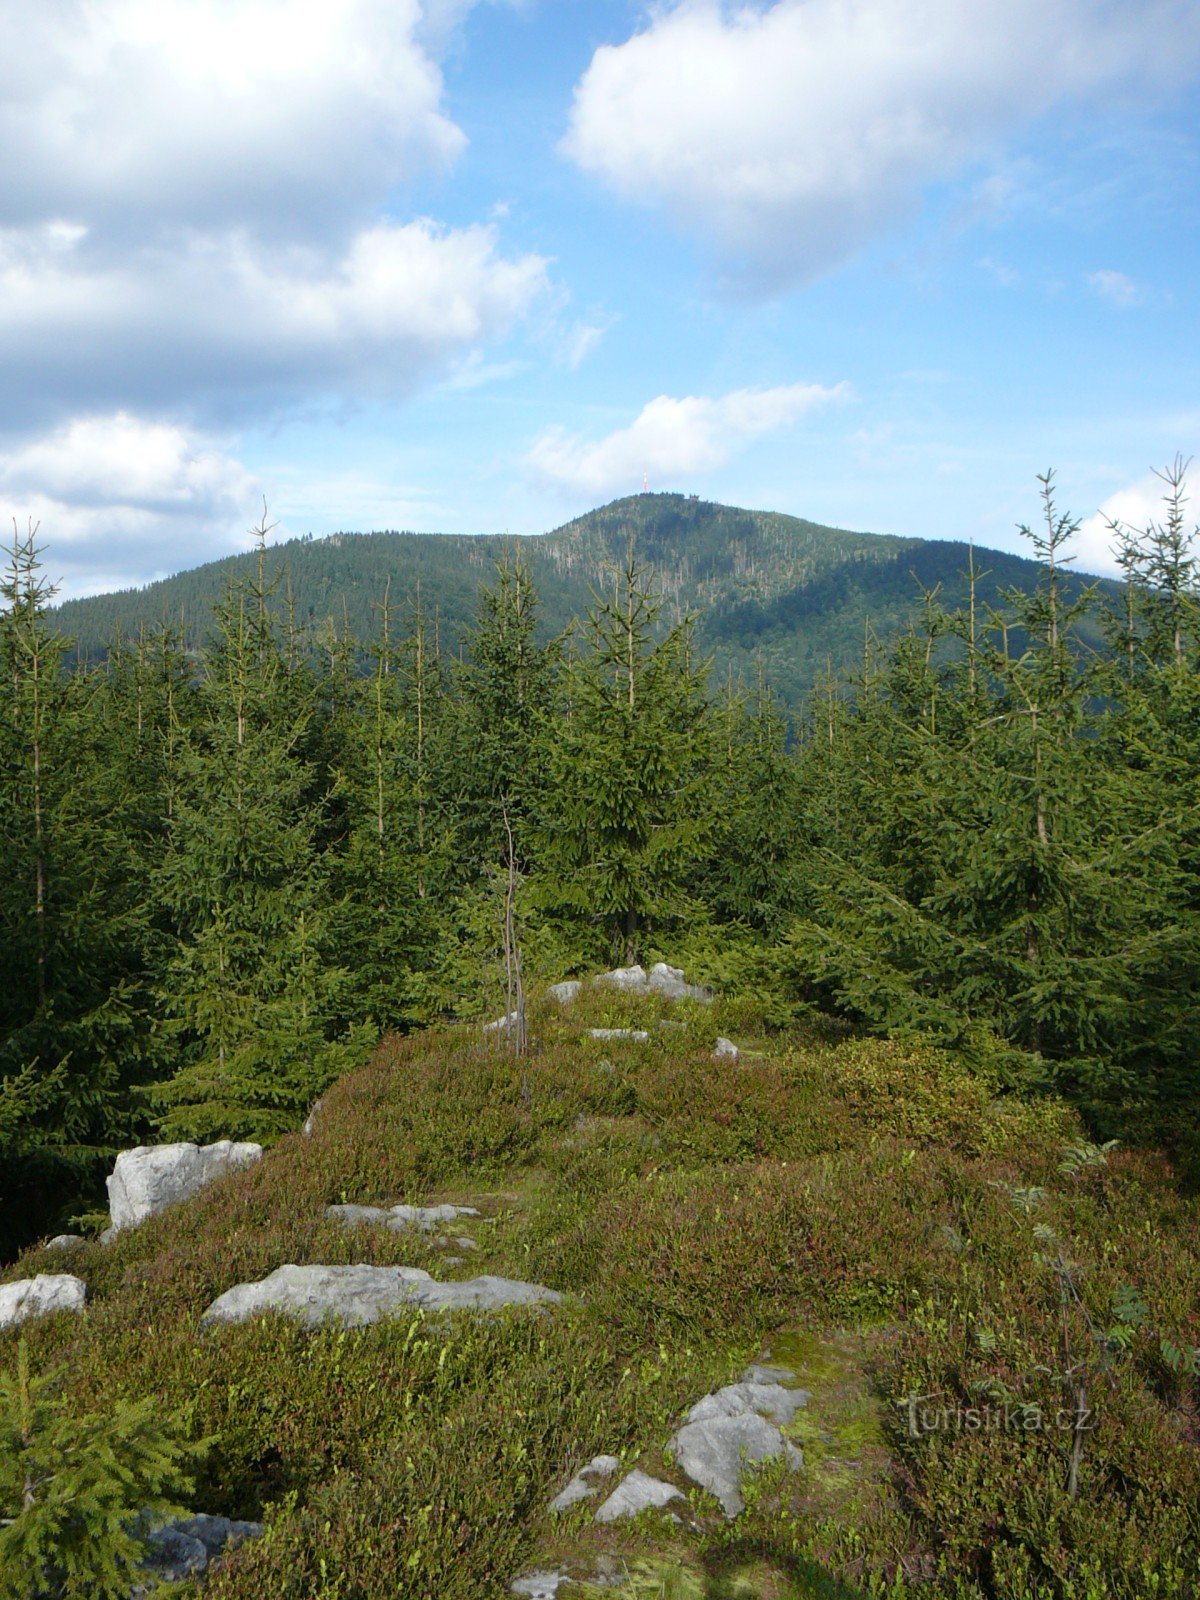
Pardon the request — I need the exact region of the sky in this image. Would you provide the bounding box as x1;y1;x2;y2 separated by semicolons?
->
2;0;1199;597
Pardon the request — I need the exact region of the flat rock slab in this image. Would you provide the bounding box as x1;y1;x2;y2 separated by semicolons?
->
0;1274;87;1330
685;1381;809;1426
201;1265;560;1328
548;1453;621;1512
589;1028;650;1043
548;980;582;1004
107;1141;262;1232
326;1202;480;1233
593;1469;684;1523
670;1413;801;1518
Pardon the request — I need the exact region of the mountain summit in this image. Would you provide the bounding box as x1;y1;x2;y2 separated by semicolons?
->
52;493;1107;704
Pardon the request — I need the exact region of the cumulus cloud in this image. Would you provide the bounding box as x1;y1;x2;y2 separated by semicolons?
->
0;414;262;596
1076;463;1198;576
526;382;850;498
0;2;551;432
0;0;462;239
0;219;549;426
563;0;1200;290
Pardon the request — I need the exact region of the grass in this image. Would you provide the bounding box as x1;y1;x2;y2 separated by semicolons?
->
2;983;1198;1598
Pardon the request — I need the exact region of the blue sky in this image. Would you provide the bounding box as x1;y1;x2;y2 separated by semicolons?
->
2;0;1198;595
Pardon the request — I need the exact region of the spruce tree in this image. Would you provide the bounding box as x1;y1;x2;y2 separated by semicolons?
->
326;581;454;1029
150;529;363;1141
0;527;156;1254
0;1339;201;1600
536;540;715;962
782;478;1184;1102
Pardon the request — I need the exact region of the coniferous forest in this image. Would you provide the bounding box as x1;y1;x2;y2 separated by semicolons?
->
2;470;1197;1261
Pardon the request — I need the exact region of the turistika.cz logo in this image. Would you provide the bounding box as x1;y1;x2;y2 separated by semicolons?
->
896;1393;1097;1439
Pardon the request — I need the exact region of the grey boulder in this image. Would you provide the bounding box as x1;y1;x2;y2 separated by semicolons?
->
0;1273;86;1330
685;1381;809;1427
138;1514;262;1589
548;1453;621;1513
548;980;582;1004
594;964;649;991
107;1141;262;1232
593;963;710;1002
593;1469;684;1523
44;1233;85;1251
589;1028;649;1043
669;1413;801;1517
713;1037;740;1060
142;1527;208;1582
646;963;710;1002
168;1514;263;1557
201;1264;560;1327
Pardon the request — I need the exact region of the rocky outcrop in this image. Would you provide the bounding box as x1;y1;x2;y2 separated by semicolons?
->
595;963;709;1002
547;1454;621;1513
714;1037;740;1060
551;963;711;1006
589;1028;650;1043
201;1265;561;1328
683;1379;808;1426
667;1371;807;1517
326;1202;480;1232
139;1514;262;1588
107;1141;262;1232
670;1412;801;1517
0;1273;87;1330
593;1469;684;1523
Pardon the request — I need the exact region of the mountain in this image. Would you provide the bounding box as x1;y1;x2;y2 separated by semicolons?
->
51;493;1114;706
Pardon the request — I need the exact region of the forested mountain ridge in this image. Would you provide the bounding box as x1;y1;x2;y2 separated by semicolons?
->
52;493;1114;703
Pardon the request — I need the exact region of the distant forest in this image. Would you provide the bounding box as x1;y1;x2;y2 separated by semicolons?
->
52;492;1115;708
2;473;1196;1260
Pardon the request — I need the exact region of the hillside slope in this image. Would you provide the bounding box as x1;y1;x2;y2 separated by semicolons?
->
3;977;1197;1599
52;495;1114;706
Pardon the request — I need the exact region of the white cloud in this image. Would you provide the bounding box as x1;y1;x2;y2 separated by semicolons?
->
1088;269;1140;307
0;414;262;596
0;219;549;425
560;321;609;370
0;3;559;591
0;1;463;239
526;382;850;498
1077;464;1198;575
564;0;1200;290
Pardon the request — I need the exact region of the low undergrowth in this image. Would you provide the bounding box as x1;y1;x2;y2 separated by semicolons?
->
2;989;1198;1598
